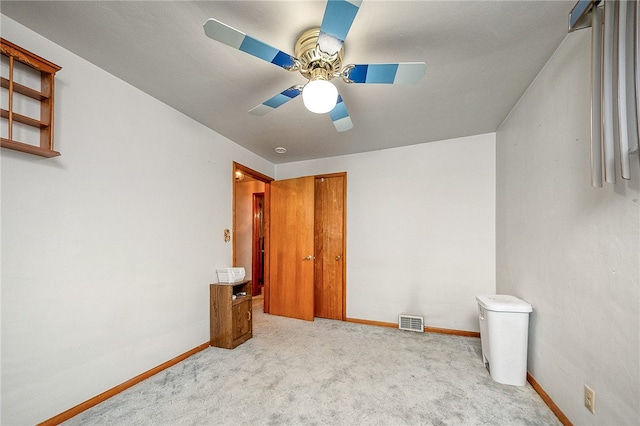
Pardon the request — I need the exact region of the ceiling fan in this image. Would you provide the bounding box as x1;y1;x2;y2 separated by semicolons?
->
203;0;426;132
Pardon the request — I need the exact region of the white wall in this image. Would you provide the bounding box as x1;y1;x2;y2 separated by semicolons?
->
496;29;639;425
0;16;274;425
277;134;496;332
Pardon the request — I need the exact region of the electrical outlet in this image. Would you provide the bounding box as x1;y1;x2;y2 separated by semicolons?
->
584;384;596;414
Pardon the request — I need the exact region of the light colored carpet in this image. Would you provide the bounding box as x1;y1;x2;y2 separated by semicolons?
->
63;300;561;425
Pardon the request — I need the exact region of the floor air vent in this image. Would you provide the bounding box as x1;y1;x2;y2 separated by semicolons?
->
399;314;424;332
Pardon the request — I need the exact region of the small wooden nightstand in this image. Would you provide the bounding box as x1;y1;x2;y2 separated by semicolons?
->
209;280;252;349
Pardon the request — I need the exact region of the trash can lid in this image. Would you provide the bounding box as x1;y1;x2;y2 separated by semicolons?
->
476;294;532;313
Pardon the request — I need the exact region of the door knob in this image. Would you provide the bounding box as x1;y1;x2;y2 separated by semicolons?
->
335;255;341;261
302;255;315;260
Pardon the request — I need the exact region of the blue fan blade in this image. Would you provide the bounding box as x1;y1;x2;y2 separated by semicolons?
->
318;0;362;55
204;19;297;70
346;62;426;84
329;95;353;132
249;86;303;116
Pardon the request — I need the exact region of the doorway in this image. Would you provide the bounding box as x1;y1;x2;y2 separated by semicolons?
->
232;163;272;298
232;163;346;320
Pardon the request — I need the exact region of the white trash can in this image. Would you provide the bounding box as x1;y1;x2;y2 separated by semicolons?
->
476;294;533;386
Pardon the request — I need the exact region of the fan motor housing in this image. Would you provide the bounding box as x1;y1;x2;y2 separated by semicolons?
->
295;27;344;80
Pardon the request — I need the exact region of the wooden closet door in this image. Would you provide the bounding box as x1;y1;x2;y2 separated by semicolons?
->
269;176;315;321
314;175;345;320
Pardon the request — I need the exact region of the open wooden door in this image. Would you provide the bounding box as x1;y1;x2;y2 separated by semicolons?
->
269;176;315;321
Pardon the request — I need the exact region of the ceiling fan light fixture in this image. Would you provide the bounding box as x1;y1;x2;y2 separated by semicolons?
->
302;76;338;114
204;3;425;132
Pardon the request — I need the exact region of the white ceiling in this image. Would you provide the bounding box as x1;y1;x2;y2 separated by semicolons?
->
1;1;574;163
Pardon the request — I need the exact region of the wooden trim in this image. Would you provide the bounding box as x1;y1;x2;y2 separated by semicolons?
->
342;174;347;321
345;317;480;337
233;162;274;183
527;372;573;426
37;342;210;426
7;55;14;141
263;182;271;313
346;317;398;329
251;192;265;296
1;38;61;74
424;326;480;338
232;165;237;268
315;172;347;179
41;72;55;150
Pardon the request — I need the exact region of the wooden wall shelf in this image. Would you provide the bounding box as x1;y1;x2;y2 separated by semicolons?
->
1;38;61;158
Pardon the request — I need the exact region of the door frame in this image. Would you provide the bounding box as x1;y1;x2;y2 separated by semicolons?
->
232;162;273;312
251;192;265;296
